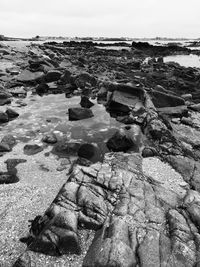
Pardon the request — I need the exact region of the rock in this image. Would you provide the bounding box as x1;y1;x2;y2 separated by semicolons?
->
0;112;9;123
181;94;192;101
13;152;200;265
35;83;49;95
78;143;102;163
189;103;200;112
8;87;27;98
6;67;20;75
43;70;62;83
83;217;136;267
17;70;44;83
0;48;10;55
23;144;43;155
150;90;185;108
68;108;94;121
138;230;160;267
97;86;107;102
0;98;11;105
0;173;19;184
5;158;27;173
157;57;163;63
80;96;94;108
13;252;31;267
1;134;16;147
0;87;12;99
74;72;97;88
6;108;19;119
107;83;144;116
59;70;72;84
181;117;193;126
0;142;11;152
53;141;81;156
142;147;157;157
42;133;57;144
107;125;142;152
0;87;12;105
158;105;188;117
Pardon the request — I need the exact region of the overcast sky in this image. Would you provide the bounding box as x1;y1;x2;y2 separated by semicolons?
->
0;0;199;38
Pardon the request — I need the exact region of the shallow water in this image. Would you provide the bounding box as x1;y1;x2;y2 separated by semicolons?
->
164;54;200;68
0;93;122;156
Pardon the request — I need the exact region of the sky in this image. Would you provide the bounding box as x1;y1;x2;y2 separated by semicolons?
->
0;0;200;38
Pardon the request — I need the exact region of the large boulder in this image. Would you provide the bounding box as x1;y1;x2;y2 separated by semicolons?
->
43;70;62;83
68;108;94;121
78;143;102;163
107;83;144;116
107;125;142;152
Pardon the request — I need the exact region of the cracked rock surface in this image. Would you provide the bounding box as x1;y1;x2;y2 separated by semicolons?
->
14;151;200;267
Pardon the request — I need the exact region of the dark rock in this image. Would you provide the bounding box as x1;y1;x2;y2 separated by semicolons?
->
0;112;9;123
142;147;157;157
0;173;19;184
80;96;94;108
42;133;57;144
0;142;11;152
68;108;94;121
78;143;102;163
6;108;19;119
107;83;144;116
43;70;62;83
0;87;12;99
23;144;43;155
5;158;27;174
107;125;142;152
74;72;97;88
53;141;81;156
0;98;11;105
150;90;185;108
59;70;72;85
35;83;49;95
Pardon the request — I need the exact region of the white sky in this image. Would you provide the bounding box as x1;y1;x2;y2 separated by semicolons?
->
0;0;199;38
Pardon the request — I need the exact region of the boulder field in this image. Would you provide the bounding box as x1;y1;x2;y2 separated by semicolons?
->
1;40;200;266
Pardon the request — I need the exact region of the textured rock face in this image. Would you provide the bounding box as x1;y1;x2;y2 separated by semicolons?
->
15;151;200;266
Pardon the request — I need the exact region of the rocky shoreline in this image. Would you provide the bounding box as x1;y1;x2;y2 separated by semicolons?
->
1;40;200;266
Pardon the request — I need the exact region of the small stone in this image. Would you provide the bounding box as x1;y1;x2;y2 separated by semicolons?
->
68;108;94;121
42;133;57;144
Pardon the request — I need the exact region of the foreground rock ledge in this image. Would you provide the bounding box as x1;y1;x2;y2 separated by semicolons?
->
14;152;200;267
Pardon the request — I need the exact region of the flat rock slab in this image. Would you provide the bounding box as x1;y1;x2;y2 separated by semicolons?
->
14;153;200;266
17;70;44;83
